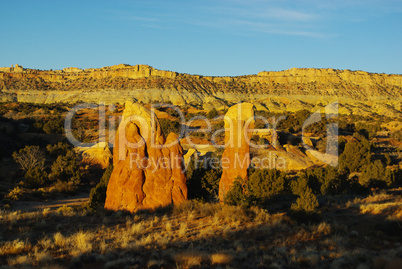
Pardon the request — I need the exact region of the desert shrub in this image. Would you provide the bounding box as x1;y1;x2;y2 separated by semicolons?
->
49;150;81;184
51;180;79;194
185;155;196;181
315;126;340;153
5;186;24;201
206;108;219;119
185;111;207;121
88;164;113;209
355;122;381;139
43;118;64;134
224;169;289;206
291;172;321;196
12;145;45;172
24;167;48;188
187;166;221;202
295;167;355;195
290;187;319;214
200;169;221;201
339;120;355;133
293;171;315;195
359;160;394;188
159;118;181;135
224;176;255;207
57;205;74;215
34;117;64;134
248;169;288;200
339;138;371;173
291;174;310;196
319;166;350;195
46;142;71;157
278;110;311;133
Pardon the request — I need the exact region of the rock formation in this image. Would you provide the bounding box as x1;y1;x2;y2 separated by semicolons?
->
219;103;255;202
0;64;401;107
81;142;112;169
104;101;187;212
0;64;401;117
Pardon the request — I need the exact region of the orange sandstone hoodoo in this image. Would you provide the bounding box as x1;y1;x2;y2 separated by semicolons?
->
104;101;187;212
219;103;255;202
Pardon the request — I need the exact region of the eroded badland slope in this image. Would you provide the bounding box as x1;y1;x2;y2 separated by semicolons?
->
0;64;401;116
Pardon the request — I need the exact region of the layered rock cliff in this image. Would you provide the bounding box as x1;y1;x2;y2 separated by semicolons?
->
0;64;401;115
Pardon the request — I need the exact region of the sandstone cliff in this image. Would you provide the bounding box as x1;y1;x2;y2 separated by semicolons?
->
0;64;401;116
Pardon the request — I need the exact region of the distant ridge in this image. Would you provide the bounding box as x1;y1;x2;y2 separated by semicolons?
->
0;64;401;110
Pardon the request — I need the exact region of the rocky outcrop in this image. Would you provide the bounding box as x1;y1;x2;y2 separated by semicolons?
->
219;103;255;202
104;101;187;212
81;142;112;169
183;148;199;167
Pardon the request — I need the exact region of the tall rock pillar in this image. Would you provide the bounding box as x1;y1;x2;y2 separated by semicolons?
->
219;103;255;202
104;101;187;212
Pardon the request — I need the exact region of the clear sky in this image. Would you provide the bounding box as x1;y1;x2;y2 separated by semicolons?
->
1;0;401;76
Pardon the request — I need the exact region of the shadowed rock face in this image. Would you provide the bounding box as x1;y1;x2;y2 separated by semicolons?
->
104;102;187;212
219;103;255;202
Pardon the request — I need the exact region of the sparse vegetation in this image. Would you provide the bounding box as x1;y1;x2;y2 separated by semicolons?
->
224;176;255;207
206;108;219;119
248;168;288;199
12;145;46;172
0;101;401;268
0;193;401;268
159;118;181;136
290;186;319;214
88;164;113;209
360;160;394;188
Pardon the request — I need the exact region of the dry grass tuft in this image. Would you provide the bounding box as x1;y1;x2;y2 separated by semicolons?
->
165;221;173;232
57;205;74;216
7;254;32;266
178;222;188;237
315;222;332;235
363;192;392;204
214;204;249;223
131;222;145;236
0;239;31;255
251;206;271;223
210;253;233;265
42;207;51;217
71;230;93;255
175;251;208;268
35;249;52;263
1;189;401;268
38;237;53;250
53;232;68;248
360;202;402;219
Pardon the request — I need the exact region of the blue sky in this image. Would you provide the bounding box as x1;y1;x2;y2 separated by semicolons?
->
0;0;401;76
